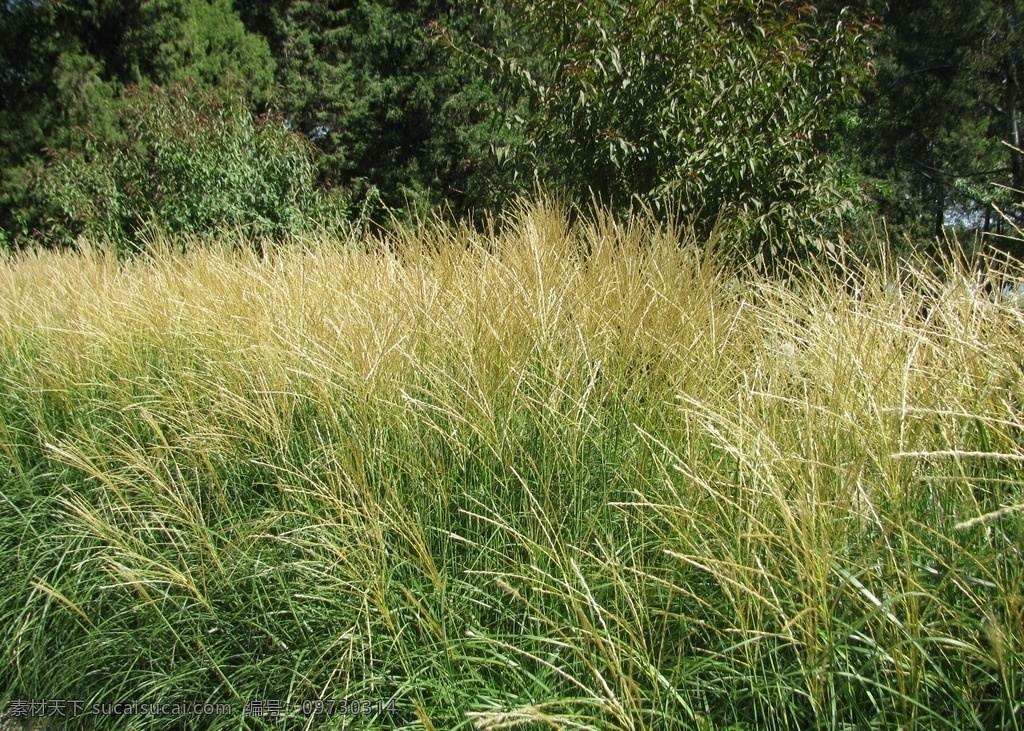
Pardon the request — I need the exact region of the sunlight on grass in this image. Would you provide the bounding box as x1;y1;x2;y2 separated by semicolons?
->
1;201;1022;729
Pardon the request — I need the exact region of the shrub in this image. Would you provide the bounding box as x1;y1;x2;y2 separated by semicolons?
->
459;0;878;268
18;83;349;253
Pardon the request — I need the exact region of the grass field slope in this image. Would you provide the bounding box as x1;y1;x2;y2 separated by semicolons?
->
1;202;1023;730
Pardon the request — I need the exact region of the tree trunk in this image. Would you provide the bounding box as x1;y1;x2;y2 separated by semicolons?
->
1006;0;1023;190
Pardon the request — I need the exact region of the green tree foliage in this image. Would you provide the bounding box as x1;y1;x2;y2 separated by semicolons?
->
11;0;1022;261
457;0;877;266
0;0;275;161
0;0;276;247
236;0;517;220
857;0;1024;243
123;0;275;101
17;84;343;252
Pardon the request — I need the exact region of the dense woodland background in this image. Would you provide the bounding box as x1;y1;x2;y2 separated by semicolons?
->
1;0;1023;264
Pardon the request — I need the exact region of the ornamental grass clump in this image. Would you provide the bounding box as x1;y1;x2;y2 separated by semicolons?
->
0;201;1022;729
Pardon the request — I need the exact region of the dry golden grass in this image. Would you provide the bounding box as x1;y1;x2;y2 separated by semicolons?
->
1;201;1022;729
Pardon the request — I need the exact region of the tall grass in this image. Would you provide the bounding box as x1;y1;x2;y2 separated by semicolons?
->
1;201;1022;729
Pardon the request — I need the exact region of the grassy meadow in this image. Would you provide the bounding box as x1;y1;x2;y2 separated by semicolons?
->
1;202;1023;729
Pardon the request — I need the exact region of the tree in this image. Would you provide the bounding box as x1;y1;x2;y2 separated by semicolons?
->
236;0;518;220
856;0;1024;246
454;0;877;267
123;0;275;103
0;0;276;247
